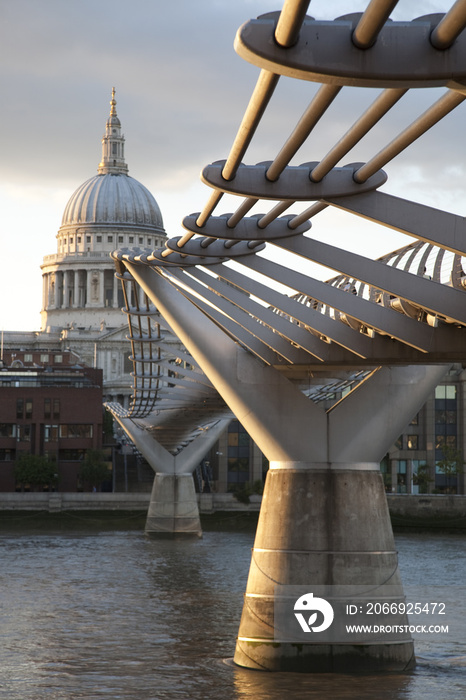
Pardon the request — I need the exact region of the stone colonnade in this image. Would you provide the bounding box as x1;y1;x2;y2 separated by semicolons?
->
42;267;122;311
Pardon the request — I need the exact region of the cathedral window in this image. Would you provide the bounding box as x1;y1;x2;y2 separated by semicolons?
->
87;236;91;243
129;236;133;243
118;236;123;243
97;236;102;243
108;235;113;242
139;237;143;244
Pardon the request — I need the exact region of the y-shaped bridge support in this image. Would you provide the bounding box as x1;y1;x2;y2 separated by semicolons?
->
127;263;449;670
113;414;229;537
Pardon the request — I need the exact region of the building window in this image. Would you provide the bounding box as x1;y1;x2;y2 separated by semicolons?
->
435;385;457;400
0;424;16;438
227;420;250;487
53;399;60;419
24;354;33;363
108;235;113;243
77;236;81;244
25;400;33;420
129;236;134;243
139;237;143;244
118;236;124;243
55;355;63;364
436;435;456;451
18;425;32;442
16;399;24;419
87;236;91;243
407;435;418;450
123;354;133;374
70;238;73;244
397;459;407;493
410;413;419;425
59;424;93;439
97;235;102;243
40;354;49;363
44;425;59;441
148;238;151;245
0;449;13;461
44;399;51;419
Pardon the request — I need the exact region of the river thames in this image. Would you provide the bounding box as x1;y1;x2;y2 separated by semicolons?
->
0;515;465;699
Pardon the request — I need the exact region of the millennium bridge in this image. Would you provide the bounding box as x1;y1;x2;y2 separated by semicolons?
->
106;0;466;673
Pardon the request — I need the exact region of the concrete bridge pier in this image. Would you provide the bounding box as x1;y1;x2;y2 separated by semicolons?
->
145;472;201;537
113;414;229;537
125;262;449;670
233;363;449;672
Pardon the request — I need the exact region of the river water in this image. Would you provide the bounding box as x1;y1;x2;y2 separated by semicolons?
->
0;515;465;700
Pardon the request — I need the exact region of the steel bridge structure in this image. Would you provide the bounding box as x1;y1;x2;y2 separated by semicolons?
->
108;0;466;673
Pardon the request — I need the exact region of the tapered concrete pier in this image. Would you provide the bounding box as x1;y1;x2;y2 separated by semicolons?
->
145;473;202;537
234;467;413;672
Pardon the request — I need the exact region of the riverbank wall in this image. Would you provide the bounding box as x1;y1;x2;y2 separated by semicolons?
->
0;493;465;530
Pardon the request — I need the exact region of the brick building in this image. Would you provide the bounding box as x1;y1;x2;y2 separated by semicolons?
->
0;349;104;492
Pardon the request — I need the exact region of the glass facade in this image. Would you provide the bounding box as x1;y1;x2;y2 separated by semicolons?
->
227;420;251;489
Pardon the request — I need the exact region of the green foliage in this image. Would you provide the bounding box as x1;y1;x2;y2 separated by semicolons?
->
79;449;110;489
232;480;264;504
251;479;264;495
14;454;57;488
232;485;252;504
102;409;114;439
413;463;433;493
436;445;465;493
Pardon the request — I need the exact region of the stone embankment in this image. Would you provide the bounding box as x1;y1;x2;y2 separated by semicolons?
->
0;493;465;529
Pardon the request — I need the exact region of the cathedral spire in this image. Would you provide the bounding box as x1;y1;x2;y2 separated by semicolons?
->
98;88;129;175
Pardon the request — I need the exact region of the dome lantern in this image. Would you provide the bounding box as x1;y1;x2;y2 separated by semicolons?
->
98;87;128;175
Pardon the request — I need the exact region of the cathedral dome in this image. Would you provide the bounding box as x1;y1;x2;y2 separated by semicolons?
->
60;87;164;234
61;173;164;230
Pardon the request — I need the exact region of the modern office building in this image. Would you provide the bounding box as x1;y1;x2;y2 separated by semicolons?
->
0;349;104;492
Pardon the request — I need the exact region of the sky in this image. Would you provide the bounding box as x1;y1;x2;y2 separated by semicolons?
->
0;0;462;331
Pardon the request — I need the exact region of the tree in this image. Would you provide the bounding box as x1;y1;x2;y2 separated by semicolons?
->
103;409;114;440
14;454;58;491
413;463;433;494
436;444;465;494
79;449;111;491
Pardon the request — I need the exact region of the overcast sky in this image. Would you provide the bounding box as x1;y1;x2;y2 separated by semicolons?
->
0;0;461;331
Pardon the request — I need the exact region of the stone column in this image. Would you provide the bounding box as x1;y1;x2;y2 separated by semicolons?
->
63;270;71;308
74;269;80;308
42;273;49;310
98;270;105;307
56;271;64;308
113;272;120;308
